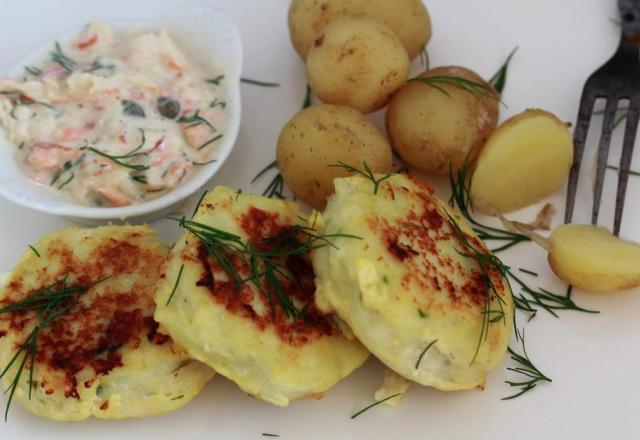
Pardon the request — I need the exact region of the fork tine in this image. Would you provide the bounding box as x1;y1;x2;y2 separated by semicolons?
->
613;99;640;236
565;90;596;224
592;98;619;225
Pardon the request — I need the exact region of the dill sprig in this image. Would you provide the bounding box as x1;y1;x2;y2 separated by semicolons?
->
173;216;360;320
25;66;42;77
209;98;226;109
350;393;401;419
445;212;508;364
0;275;106;420
177;110;214;130
508;272;598;321
83;129;148;171
489;47;518;94
411;75;500;103
197;133;223;151
449;159;530;252
121;100;145;118
594;107;628;130
415;339;438;369
262;434;280;438
607;164;640;177
165;264;185;306
240;77;280;87
205;75;224;85
502;328;551;400
50;42;77;73
328;161;392;195
252;161;285;199
28;245;40;258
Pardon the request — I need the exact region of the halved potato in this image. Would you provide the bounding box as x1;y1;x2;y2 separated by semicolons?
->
548;224;640;292
470;109;573;214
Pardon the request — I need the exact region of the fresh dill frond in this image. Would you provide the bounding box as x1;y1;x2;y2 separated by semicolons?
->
50;42;77;73
252;160;286;199
502;328;551;400
0;275;106;420
449;158;530;252
350;393;402;419
197;133;223;150
606;164;640;177
165;264;185;306
415;339;438;369
177;110;214;130
262;434;280;437
83;129;148;171
209;98;226;109
28;245;40;258
445;212;508;364
240;77;280;87
489;47;518;94
411;75;500;103
121;100;145;118
192;190;208;218
192;159;217;166
205;75;224;85
25;66;42;76
327;161;392;195
518;268;538;277
173;217;360;320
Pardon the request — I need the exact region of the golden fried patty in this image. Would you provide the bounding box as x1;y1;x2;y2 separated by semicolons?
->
0;226;213;421
154;186;368;406
312;174;513;390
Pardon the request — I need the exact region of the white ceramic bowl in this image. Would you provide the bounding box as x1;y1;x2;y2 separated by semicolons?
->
0;3;242;224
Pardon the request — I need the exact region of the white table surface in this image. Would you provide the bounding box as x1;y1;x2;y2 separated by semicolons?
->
1;1;640;439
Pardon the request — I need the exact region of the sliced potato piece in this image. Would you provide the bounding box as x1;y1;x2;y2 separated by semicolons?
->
548;224;640;292
470;109;573;214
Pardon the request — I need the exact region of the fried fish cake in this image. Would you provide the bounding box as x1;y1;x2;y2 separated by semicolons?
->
312;174;513;390
154;187;369;406
0;226;213;421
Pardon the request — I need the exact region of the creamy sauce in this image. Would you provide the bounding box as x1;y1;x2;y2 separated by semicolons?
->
0;21;226;207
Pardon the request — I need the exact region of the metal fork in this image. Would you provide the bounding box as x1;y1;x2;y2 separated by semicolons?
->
564;0;640;235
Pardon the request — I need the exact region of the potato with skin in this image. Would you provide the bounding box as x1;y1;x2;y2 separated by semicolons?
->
386;66;499;175
306;15;410;114
288;0;431;60
470;109;573;214
276;104;392;210
548;224;640;292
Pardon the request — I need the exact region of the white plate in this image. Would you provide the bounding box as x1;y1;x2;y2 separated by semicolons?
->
0;3;242;223
1;0;639;439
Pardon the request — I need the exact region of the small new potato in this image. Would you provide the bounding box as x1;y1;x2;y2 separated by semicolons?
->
470;109;573;214
288;0;431;60
306;15;410;114
548;224;640;292
276;104;392;209
386;66;499;175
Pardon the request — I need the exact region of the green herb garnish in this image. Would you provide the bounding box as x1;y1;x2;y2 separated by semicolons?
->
28;245;40;258
489;47;518;94
197;133;223;150
83;129;148;171
165;264;185;306
192;190;208;218
0;275;106;420
411;75;500;102
170;395;184;401
50;42;77;73
415;339;438;369
502;328;551;400
350;393;401;419
209;98;226;109
192;159;217;166
252;160;285;199
607;164;640;177
518;268;538;277
174;217;361;320
449;158;530;252
328;161;392;195
240;77;280;87
177;110;214;130
205;75;224;86
262;434;280;438
25;66;42;77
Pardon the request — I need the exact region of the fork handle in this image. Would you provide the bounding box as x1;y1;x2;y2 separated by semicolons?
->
619;0;640;43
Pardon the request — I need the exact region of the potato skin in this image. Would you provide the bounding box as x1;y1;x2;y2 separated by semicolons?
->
288;0;431;60
276;104;392;209
548;224;640;293
470;109;573;214
385;66;499;175
306;15;410;114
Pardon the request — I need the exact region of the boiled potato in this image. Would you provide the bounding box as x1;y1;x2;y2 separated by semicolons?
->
306;15;410;114
470;109;573;214
386;66;499;175
276;104;392;209
288;0;431;60
548;224;640;292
